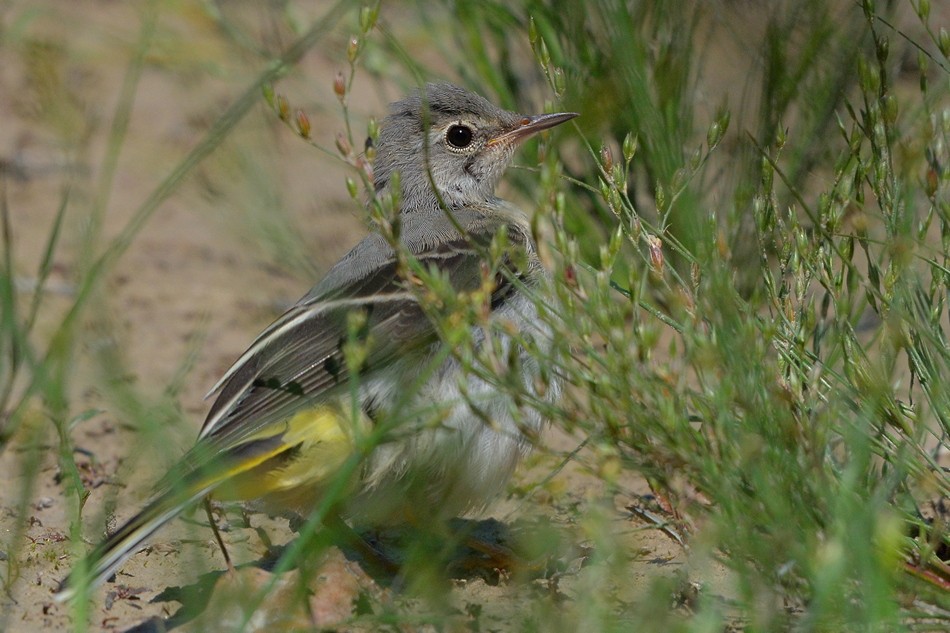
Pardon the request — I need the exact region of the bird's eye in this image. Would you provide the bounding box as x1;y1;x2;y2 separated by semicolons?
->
446;124;474;149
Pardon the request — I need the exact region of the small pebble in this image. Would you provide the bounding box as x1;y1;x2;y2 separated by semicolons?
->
34;497;54;510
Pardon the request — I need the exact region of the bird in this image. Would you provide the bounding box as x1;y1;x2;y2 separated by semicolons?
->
56;82;577;601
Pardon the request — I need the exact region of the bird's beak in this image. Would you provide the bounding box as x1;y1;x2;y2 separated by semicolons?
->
487;111;578;147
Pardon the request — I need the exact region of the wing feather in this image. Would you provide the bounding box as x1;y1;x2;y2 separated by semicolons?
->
196;220;530;457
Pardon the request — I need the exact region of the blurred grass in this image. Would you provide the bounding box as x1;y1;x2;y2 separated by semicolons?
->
2;0;950;631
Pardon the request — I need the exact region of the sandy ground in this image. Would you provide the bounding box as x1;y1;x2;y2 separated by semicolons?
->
0;2;693;631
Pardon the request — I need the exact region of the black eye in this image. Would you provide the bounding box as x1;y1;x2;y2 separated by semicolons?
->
446;124;474;149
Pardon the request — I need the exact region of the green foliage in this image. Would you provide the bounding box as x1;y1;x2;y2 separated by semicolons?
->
428;0;950;630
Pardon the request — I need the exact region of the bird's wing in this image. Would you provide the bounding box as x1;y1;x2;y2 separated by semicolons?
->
54;217;536;603
193;219;531;457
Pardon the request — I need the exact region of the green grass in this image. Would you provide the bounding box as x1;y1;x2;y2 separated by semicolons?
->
2;0;950;631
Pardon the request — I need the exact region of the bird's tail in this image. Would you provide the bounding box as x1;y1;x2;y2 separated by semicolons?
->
54;477;217;603
54;405;357;603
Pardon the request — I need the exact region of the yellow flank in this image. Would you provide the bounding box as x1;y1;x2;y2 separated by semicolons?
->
212;406;361;512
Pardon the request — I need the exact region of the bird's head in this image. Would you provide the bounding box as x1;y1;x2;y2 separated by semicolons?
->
373;83;576;210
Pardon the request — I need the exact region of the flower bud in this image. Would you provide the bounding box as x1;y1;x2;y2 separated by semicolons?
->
359;5;378;33
875;34;889;64
262;83;275;107
564;263;577;287
882;94;898;125
622;132;637;162
776;126;788;150
600;144;613;174
926;168;938;198
707;111;730;150
359;157;374;182
276;94;290;122
552;67;565;97
336;132;352;157
295;109;311;139
538;39;550;69
333;71;346;101
689;147;702;171
647;234;663;272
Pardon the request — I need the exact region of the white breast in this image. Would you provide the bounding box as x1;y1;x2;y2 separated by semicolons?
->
346;288;559;525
